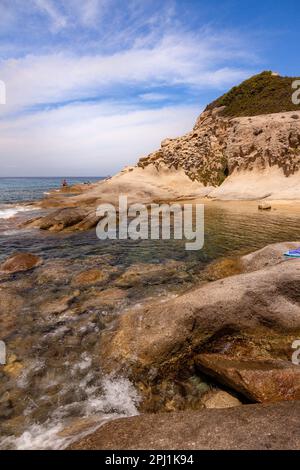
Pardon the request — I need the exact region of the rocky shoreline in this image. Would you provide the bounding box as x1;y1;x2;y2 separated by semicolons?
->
67;242;300;450
1;235;299;449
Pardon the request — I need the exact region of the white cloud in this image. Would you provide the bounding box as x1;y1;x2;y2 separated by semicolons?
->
0;3;259;176
79;0;105;26
139;92;171;102
0;31;253;116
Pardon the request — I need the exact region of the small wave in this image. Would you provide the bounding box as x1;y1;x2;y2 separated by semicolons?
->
0;205;34;220
0;363;140;450
2;229;23;236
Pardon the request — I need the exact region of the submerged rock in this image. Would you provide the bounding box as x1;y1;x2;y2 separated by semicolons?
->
72;268;109;287
115;261;189;287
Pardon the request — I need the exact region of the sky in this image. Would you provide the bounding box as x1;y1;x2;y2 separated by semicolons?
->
0;0;299;177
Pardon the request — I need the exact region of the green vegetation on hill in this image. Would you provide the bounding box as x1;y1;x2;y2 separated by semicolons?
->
206;71;300;117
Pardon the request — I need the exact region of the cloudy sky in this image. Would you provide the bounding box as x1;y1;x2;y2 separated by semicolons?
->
0;0;299;176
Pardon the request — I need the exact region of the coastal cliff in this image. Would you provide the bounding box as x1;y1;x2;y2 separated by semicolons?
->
136;72;300;200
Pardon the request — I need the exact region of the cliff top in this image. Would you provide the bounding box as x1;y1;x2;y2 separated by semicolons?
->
206;71;300;117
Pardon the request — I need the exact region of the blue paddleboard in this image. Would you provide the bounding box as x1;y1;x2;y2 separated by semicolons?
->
284;248;300;258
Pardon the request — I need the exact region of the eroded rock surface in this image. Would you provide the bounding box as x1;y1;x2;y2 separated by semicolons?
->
138;110;300;188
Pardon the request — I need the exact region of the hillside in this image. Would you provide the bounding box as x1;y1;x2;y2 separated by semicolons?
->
206;71;300;117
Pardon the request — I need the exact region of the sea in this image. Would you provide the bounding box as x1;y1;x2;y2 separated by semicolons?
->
0;177;103;205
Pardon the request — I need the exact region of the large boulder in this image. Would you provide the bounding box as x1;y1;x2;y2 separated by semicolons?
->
68;401;300;450
99;253;300;404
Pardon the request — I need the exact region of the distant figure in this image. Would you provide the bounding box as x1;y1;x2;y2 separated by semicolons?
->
62;178;68;188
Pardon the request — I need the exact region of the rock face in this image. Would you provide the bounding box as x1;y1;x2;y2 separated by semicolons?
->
68;401;300;450
0;253;42;273
134;72;300;200
138;107;229;186
138;109;300;192
99;243;300;406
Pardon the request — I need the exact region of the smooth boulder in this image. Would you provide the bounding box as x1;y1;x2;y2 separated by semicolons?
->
0;253;42;274
68;401;300;450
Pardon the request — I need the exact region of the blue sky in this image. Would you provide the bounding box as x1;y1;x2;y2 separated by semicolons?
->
0;0;298;176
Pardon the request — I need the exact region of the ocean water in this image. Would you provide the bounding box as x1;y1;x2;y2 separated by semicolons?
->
0;177;104;204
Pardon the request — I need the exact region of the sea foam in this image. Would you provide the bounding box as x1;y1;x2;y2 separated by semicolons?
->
0;205;33;220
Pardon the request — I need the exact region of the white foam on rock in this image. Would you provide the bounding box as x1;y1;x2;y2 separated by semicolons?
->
0;370;140;450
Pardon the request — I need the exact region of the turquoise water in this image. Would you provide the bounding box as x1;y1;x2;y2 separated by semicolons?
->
0;177;104;204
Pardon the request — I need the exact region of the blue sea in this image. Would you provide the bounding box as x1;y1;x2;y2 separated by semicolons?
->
0;177;104;204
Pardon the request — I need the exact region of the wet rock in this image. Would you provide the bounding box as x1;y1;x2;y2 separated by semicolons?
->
115;261;188;287
0;289;24;337
66;211;102;231
72;269;109;287
137;373;210;414
80;288;127;311
34;207;87;232
3;360;23;378
196;355;300;403
68;401;300;450
0;253;42;274
42;292;80;315
35;260;71;286
58;416;104;439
